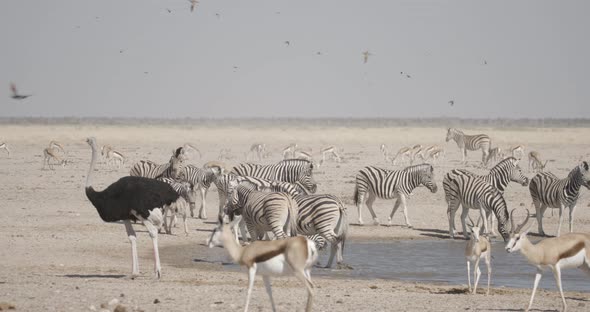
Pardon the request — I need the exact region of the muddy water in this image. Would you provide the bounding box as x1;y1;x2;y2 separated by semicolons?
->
169;239;590;292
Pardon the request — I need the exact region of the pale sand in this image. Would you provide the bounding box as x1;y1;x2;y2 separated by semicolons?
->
0;124;589;311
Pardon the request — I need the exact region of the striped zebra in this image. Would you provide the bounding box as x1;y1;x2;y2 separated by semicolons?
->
354;164;438;227
129;147;186;179
447;157;528;237
443;170;511;241
156;177;193;235
225;180;298;241
445;128;491;166
181;165;219;219
232;159;317;193
238;177;349;268
530;161;590;237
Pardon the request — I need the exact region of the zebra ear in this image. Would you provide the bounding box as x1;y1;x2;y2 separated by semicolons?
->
582;161;589;171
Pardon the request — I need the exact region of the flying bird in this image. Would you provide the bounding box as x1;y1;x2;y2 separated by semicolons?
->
166;8;172;13
448;100;454;106
284;41;290;46
215;13;220;19
362;51;372;64
10;83;32;100
484;60;488;65
189;0;198;12
316;52;322;55
406;74;412;79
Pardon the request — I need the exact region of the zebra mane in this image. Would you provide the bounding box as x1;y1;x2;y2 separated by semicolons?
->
403;163;433;173
489;157;518;174
449;128;463;134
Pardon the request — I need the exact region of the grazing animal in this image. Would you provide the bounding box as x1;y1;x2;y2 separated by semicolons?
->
43;147;67;170
505;209;590;312
486;147;504;164
248;143;266;161
48;140;65;154
0;142;10;156
225;180;298;241
189;0;198;12
84;137;186;278
203;160;229;174
156;177;193;235
445;128;491;166
362;50;372;63
465;216;492;295
282;143;298;159
181;165;219;219
102;145;125;168
232;159;317;194
529;161;590;237
320;145;342;163
510;145;525;160
391;146;412;165
129;148;185;179
447;157;529;237
528;151;548;173
354;164;438;227
208;222;317;312
444;170;512;241
10;83;32;100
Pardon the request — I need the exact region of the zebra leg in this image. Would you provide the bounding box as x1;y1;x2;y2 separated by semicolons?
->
356;191;366;225
388;198;402;226
447;199;460;238
557;204;565;237
461;205;470;239
478;206;490;236
534;201;547;236
322;232;339;268
217;192;226;224
198;186;208;219
399;194;412;228
569;204;577;233
365;194;380;225
489;214;498;237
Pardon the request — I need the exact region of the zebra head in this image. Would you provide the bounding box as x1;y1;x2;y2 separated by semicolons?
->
503;157;529;186
419;165;438;193
580;161;590;189
168;150;186;180
298;168;318;193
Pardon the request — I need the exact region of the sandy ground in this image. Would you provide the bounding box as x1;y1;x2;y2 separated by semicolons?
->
1;124;589;312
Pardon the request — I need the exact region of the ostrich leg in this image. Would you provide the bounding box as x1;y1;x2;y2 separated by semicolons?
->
124;220;140;277
143;220;161;279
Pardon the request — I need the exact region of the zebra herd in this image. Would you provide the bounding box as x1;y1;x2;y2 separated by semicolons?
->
81;127;590;311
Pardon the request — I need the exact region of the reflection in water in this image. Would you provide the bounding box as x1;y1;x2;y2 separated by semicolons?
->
314;240;590;292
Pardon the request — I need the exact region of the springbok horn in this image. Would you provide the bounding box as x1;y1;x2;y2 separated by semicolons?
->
510;208;517;233
515;209;531;234
468;215;475;228
476;216;482;228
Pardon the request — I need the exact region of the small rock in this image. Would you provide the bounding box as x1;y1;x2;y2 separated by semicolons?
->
0;302;16;310
214;301;223;304
109;298;120;306
369;285;378;289
114;304;127;312
519;203;525;207
75;286;79;290
100;303;107;309
88;305;96;311
336;300;343;304
120;293;125;298
153;299;160;304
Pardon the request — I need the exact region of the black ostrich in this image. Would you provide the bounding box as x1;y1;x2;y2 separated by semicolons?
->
84;137;183;279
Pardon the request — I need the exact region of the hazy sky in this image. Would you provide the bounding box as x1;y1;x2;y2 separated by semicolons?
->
1;0;589;118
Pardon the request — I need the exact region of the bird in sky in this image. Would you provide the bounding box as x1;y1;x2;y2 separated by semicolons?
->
406;74;412;79
484;60;488;65
215;13;220;19
166;8;172;13
189;0;198;12
284;41;290;46
10;83;32;100
316;52;322;55
448;100;454;106
362;51;372;64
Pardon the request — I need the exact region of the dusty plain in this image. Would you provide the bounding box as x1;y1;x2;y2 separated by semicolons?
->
1;123;589;311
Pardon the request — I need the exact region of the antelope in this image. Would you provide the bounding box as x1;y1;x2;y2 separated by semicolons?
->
43;147;67;170
391;146;412;165
511;145;525;160
380;144;388;159
207;222;318;312
528;151;548;173
320;145;341;163
282;143;298;159
203;160;228;175
294;150;313;161
0;142;10;156
486;147;504;164
465;216;492;295
505;209;590;312
48;140;65;154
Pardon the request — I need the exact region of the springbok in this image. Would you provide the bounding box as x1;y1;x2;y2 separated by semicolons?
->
505;209;590;312
465;216;492;295
208;222;318;312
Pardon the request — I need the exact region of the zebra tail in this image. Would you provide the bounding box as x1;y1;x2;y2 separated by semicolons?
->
353;186;359;206
335;201;349;256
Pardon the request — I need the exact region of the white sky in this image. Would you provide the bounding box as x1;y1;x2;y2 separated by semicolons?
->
1;0;589;118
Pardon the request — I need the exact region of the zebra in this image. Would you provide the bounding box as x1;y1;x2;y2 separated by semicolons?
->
354;164;438;227
446;157;528;238
485;147;504;165
180;165;220;219
228;176;349;268
530;161;590;237
129;147;185;179
232;159;317;194
225;180;298;241
445;128;491;166
443;170;511;241
156;177;194;235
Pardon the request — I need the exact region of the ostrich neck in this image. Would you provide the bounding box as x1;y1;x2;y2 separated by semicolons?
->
86;143;98;188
